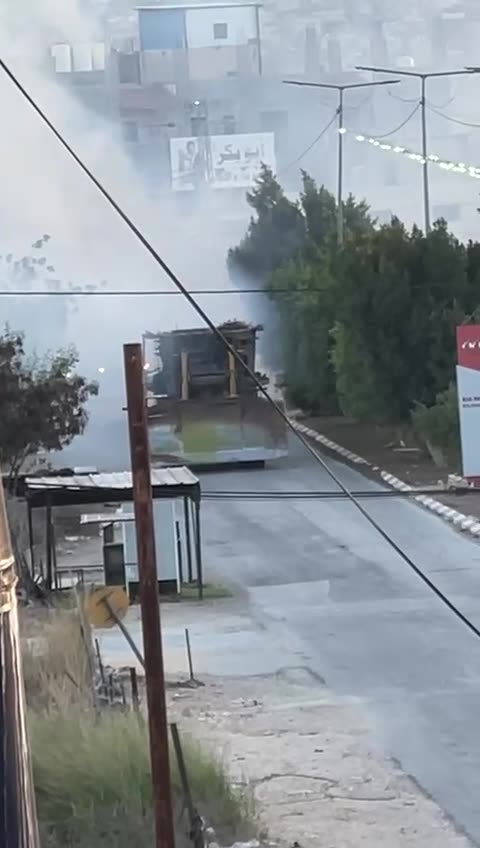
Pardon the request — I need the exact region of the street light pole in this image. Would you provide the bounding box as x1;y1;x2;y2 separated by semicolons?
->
420;75;430;233
356;66;479;234
283;76;400;246
338;87;345;245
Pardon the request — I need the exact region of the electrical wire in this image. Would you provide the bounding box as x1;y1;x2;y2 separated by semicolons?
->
277;109;339;175
203;488;462;500
0;287;345;296
4;58;480;643
387;90;420;105
356;102;420;139
427;103;480;129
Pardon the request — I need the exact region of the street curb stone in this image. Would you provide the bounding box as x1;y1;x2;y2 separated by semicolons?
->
289;418;480;540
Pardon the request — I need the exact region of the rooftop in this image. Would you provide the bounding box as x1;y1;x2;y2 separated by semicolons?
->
137;2;261;10
24;467;200;508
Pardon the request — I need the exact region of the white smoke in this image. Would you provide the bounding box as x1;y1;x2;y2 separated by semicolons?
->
0;0;254;469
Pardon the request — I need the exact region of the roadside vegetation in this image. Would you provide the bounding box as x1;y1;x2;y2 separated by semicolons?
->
229;167;479;466
21;607;255;847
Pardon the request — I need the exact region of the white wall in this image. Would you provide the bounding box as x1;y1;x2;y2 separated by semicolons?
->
185;6;257;49
122;501;179;587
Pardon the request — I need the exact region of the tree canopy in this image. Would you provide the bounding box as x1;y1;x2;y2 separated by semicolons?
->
230;168;480;458
0;329;98;479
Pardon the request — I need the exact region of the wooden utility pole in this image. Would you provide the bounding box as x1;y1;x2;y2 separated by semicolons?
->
0;478;40;848
123;343;175;848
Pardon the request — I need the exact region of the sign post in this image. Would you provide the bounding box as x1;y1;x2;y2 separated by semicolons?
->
456;325;480;481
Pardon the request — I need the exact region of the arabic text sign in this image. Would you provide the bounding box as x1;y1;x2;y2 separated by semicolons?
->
170;133;276;191
210;133;275;188
456;324;480;478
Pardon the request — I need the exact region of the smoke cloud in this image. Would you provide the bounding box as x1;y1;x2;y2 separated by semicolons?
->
0;0;253;469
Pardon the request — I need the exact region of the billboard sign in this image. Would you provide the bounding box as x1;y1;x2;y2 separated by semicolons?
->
456;324;480;478
170;132;275;191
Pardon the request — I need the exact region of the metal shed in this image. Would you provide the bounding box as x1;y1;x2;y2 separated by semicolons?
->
21;467;202;594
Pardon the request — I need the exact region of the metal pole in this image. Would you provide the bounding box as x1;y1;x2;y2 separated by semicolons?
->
420;76;431;234
184;496;193;584
123;342;175;848
170;723;204;848
255;4;262;75
0;477;40;848
130;666;140;712
27;502;34;576
45;500;53;591
337;88;344;247
185;628;194;681
101;596;145;670
194;501;203;601
175;520;184;586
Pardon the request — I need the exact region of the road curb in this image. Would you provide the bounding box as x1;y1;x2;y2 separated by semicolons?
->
289;418;480;539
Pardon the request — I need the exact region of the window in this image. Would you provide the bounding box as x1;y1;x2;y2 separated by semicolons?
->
213;22;228;40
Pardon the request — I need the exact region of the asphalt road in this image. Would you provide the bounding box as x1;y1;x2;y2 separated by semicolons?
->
199;437;480;845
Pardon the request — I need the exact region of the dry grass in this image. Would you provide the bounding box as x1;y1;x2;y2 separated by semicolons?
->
31;708;254;846
22;606;93;710
22;605;256;847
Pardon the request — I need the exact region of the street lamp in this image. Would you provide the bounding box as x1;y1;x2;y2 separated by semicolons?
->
356;66;479;233
284;77;400;246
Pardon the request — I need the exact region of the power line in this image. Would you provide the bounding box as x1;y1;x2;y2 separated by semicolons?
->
387;90;420;105
203;488;463;500
4;58;480;644
277;109;339;175
356;102;420;139
0;287;330;296
427;103;480;129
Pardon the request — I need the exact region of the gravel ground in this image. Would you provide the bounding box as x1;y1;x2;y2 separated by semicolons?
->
168;670;473;848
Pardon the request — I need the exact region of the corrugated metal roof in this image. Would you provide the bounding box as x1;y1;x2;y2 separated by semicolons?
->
25;466;198;492
137;3;261;10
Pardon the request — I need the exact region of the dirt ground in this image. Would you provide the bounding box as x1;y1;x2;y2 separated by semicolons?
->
304;416;480;523
168;670;472;848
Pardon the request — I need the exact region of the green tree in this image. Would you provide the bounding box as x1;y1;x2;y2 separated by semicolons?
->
331;219;471;423
0;329;98;480
228;165;306;279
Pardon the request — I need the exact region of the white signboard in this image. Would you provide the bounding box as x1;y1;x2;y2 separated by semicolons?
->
456;324;480;480
170;132;276;191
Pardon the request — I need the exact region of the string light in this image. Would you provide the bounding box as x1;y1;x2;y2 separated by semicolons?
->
351;131;480;180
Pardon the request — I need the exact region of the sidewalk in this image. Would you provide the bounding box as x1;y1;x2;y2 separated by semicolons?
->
98;599;473;848
301;415;480;528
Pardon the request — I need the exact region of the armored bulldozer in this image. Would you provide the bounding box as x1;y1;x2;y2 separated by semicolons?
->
144;321;288;466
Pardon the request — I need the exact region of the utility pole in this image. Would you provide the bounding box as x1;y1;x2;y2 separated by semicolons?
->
356;66;479;234
0;477;40;848
123;343;175;848
284;76;400;246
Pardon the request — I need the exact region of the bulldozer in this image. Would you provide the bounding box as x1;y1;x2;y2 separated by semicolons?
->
144;321;288;467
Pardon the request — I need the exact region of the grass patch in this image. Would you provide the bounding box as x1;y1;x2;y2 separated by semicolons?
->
31;709;255;847
180;582;233;601
22;605;255;846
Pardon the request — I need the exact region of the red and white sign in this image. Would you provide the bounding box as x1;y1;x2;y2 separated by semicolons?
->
456;325;480;478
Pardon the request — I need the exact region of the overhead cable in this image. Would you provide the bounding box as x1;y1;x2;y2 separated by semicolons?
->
427;103;480;129
356;102;420;140
277;109;339;175
4;58;480;642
